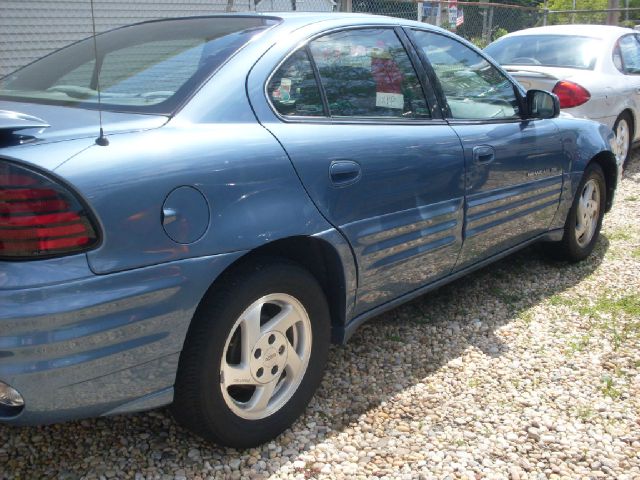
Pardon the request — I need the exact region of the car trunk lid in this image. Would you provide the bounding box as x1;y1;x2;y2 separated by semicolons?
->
503;65;594;92
0;101;168;147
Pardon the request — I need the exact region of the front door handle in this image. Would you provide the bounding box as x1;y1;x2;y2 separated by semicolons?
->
330;160;362;186
473;145;496;164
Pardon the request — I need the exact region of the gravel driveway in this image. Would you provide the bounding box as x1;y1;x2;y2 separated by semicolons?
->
2;151;639;480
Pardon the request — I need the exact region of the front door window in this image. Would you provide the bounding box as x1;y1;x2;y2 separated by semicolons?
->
411;30;520;120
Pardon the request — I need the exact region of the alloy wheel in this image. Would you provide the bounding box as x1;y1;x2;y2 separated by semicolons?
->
575;178;600;248
220;293;312;420
614;118;630;165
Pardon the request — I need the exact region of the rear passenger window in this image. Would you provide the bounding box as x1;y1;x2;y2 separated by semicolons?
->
268;49;325;117
308;29;430;119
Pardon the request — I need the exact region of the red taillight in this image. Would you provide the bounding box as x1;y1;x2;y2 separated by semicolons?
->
0;161;99;259
552;80;591;109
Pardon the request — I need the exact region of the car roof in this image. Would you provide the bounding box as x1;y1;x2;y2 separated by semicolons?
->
123;12;445;35
501;24;635;40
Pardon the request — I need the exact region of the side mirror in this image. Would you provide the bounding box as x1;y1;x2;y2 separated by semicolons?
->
526;89;560;119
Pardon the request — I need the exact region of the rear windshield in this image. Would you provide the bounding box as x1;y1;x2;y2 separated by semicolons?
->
0;16;279;114
485;35;601;70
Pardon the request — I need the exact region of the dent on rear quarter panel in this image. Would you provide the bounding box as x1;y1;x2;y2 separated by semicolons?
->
54;123;332;274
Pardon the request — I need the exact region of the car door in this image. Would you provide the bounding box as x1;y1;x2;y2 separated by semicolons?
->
247;26;465;315
408;29;565;268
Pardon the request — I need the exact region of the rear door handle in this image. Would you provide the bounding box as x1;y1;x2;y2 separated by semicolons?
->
329;160;361;186
473;145;495;164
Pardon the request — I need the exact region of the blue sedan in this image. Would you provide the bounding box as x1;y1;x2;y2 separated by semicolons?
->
0;13;619;447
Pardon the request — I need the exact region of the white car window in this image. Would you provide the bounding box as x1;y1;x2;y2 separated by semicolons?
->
616;34;640;74
485;35;601;70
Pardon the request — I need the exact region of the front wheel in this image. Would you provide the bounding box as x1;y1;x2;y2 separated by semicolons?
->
172;259;330;448
552;162;606;262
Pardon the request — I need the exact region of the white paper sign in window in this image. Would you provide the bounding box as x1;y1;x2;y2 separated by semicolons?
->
376;92;404;109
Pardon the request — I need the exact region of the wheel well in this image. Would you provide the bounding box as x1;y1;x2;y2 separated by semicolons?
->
590;151;618;213
208;236;347;342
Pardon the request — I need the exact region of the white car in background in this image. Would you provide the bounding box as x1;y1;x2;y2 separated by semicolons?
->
485;25;640;166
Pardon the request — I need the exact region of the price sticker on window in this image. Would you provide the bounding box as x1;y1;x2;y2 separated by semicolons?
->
376;92;404;109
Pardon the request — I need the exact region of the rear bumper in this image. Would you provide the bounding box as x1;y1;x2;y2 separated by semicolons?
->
559;110;617;132
0;251;243;425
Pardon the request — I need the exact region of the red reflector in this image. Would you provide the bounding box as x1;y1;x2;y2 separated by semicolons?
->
552;80;591;109
0;161;99;259
0;188;58;201
0;223;86;240
0;199;68;214
0;211;80;227
0;236;90;252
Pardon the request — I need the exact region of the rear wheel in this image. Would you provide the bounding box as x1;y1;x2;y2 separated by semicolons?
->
613;112;632;167
172;259;330;448
550;162;606;262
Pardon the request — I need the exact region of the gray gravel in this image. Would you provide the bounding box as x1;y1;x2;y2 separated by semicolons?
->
2;151;640;480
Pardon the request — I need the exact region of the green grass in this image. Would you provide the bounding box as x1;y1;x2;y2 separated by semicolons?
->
552;291;640;351
549;294;579;308
577;294;640;317
576;406;595;421
625;195;638;202
518;309;534;326
386;334;403;342
597;295;640;316
578;294;640;350
601;375;622;400
468;378;481;388
490;286;522;306
568;334;591;353
607;230;634;242
632;247;640;259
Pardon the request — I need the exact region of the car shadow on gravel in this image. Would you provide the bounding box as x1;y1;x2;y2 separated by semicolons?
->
0;233;611;479
308;234;610;432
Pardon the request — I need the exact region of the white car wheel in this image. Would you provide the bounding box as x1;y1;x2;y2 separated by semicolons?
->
613;114;632;166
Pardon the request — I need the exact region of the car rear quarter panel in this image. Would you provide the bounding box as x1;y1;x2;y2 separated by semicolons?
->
53;122;332;274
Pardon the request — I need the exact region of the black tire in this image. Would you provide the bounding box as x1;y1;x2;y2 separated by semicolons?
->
551;162;606;262
613;112;633;167
171;258;330;448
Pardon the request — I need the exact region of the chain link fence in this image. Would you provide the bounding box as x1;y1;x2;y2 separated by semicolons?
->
414;1;543;48
347;1;639;48
1;0;639;77
545;6;640;26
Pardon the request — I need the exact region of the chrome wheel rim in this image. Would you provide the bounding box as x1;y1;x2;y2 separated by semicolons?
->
615;119;630;164
575;178;600;248
220;293;312;420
